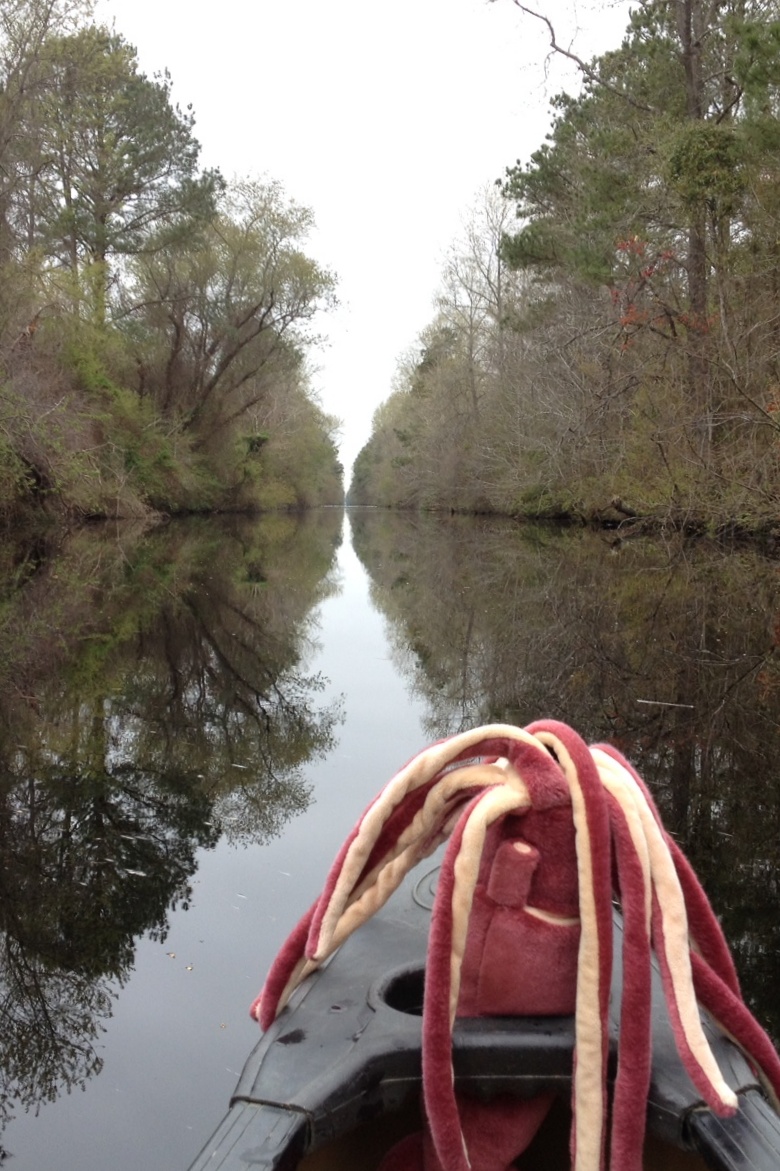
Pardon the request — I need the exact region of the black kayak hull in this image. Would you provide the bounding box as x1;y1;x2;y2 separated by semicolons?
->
187;862;780;1171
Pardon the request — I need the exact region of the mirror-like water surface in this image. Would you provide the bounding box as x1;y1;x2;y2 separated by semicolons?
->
1;508;779;1168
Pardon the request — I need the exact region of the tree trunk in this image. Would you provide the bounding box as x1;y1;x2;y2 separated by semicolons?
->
677;0;712;459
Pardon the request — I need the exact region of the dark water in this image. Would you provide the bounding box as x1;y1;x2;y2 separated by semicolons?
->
1;508;779;1169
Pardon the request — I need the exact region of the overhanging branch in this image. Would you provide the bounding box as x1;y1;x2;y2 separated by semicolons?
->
501;0;653;113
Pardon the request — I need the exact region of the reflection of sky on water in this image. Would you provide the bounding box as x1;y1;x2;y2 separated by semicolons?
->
3;513;428;1171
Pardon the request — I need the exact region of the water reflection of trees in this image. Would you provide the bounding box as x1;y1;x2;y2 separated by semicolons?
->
350;509;780;1040
0;510;343;1140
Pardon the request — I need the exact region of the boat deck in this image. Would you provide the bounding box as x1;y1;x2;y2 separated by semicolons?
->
188;860;780;1171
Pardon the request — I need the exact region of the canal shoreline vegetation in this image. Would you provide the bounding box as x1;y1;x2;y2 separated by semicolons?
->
0;2;343;527
350;0;780;545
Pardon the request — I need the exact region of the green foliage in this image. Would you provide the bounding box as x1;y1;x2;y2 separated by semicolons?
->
355;0;780;531
0;16;340;519
233;394;343;511
62;319;127;397
666;123;747;211
0;431;31;507
17;26;221;305
122;178;336;435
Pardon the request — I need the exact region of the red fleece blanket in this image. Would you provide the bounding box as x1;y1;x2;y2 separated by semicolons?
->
253;721;780;1171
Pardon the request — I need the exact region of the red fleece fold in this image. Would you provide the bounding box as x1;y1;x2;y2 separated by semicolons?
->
606;790;652;1171
596;743;741;995
253;901;316;1028
422;792;482;1171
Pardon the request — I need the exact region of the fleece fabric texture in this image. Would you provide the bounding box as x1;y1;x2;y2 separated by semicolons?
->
252;722;780;1171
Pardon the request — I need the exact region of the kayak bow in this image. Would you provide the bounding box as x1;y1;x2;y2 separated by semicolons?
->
187;859;780;1171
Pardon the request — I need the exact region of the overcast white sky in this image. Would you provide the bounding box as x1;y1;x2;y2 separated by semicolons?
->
95;0;629;474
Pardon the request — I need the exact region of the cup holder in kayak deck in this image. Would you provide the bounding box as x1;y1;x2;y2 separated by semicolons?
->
372;966;425;1016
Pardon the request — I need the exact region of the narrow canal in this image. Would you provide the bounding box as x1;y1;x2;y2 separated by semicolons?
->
1;508;778;1169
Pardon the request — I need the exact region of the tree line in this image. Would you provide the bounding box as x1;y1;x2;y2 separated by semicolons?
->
0;0;343;521
350;0;780;537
